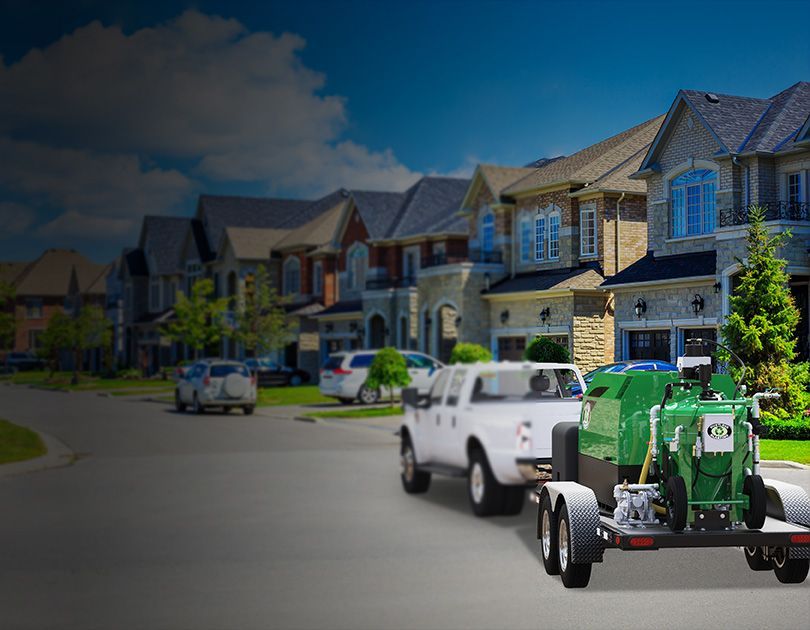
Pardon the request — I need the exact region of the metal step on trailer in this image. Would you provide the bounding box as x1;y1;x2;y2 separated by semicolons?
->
596;515;810;551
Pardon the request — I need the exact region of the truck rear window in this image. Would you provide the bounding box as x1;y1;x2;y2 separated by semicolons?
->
471;368;580;402
210;365;249;378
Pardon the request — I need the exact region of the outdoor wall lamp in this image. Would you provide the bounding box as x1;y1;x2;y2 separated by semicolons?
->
634;298;647;319
539;307;550;325
691;294;705;315
454;316;462;328
713;281;722;294
500;309;510;324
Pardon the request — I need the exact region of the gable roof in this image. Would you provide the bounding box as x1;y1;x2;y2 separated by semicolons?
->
504;116;664;197
224;227;289;260
275;199;348;251
139;216;192;276
0;262;30;286
639;82;810;172
384;176;471;239
13;249;108;297
350;191;406;240
461;165;536;209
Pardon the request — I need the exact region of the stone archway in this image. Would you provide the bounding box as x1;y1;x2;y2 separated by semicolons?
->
368;313;386;349
435;303;459;363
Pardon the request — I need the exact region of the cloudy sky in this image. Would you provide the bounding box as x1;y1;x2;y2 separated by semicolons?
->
1;0;809;262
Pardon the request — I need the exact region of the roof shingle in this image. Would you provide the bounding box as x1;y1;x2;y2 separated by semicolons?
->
601;251;716;287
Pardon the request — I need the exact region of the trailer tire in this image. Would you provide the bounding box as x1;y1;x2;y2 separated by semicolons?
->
468;449;505;517
744;546;772;571
557;503;592;588
501;487;525;516
666;475;687;532
771;547;810;584
400;435;430;494
743;474;767;530
539;494;559;576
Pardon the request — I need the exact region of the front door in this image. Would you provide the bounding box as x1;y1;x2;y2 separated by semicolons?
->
628;330;671;361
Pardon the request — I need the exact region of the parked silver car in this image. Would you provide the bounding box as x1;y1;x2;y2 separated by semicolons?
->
175;360;257;415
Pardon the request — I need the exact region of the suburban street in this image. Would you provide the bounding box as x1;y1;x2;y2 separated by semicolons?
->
0;384;808;630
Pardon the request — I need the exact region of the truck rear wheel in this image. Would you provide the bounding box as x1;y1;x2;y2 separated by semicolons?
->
771;548;810;584
557;503;592;588
539;494;559;575
666;475;687;532
743;474;767;530
400;435;430;494
468;449;506;517
744;546;772;571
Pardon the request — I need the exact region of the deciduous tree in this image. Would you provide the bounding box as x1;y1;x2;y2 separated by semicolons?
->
366;347;411;407
163;278;229;360
231;265;296;358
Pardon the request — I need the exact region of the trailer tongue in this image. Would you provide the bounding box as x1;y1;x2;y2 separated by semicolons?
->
536;340;810;588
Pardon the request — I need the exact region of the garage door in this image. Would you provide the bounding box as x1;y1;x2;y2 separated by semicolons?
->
497;336;526;361
628;330;670;361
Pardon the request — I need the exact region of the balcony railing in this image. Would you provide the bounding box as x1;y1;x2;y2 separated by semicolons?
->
365;276;417;290
420;249;503;269
719;201;809;227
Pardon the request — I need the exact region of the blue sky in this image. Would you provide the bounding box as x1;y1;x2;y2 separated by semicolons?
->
1;0;809;262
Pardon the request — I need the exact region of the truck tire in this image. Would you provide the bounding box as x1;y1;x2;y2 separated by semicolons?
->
771;547;810;584
358;385;380;405
743;474;767;530
557;502;592;588
468;449;506;517
744;546;772;571
400;435;430;494
539;494;559;575
666;475;687;532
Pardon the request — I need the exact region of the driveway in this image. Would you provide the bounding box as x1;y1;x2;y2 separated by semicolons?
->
0;385;807;629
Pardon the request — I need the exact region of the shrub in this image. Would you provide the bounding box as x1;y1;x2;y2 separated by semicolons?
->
366;348;411;406
449;342;492;364
760;411;810;440
523;336;570;363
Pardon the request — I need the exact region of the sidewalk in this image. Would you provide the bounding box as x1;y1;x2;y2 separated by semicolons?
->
0;427;75;480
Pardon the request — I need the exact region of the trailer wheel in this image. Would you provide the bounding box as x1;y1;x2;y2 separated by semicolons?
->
744;546;772;571
743;474;767;530
400;435;430;494
666;475;687;532
557;503;592;588
501;487;525;516
467;449;505;517
771;547;809;584
539;494;559;576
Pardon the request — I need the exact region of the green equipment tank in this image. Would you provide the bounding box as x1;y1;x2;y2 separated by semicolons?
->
577;340;772;531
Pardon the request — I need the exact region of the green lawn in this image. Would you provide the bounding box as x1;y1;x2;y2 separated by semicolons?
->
760;439;810;465
0;419;47;465
257;385;334;407
309;406;404;419
1;371;174;392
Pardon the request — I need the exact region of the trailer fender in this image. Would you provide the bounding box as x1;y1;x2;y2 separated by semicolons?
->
538;481;603;564
764;479;810;559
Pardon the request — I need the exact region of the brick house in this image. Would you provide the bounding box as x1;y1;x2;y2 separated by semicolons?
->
604;82;810;362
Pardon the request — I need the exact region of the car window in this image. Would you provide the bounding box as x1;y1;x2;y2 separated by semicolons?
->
190;364;205;378
429;369;450;405
349;354;375;369
322;356;344;371
446;370;467;407
210;364;249;378
654;361;677;371
406;354;434;369
471;368;581;402
627;364;653;372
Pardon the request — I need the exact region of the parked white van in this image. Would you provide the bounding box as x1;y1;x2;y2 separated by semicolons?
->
399;361;586;516
319;350;444;404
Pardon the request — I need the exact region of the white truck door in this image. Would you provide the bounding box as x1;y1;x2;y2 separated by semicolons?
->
413;367;450;464
431;367;468;466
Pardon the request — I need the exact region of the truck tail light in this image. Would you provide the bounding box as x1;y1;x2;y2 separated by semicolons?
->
516;422;532;451
629;536;655;548
790;534;810;544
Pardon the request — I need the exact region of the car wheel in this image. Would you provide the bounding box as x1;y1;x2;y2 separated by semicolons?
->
192;393;204;415
771;547;810;584
557;502;592;588
290;374;302;387
174;391;186;413
358;385;380;405
400;434;430;493
744;546;772;571
539;494;559;575
243;405;255;416
467;448;506;517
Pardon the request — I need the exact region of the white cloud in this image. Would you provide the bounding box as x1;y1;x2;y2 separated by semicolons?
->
0;202;36;235
0;10;420;198
36;210;134;240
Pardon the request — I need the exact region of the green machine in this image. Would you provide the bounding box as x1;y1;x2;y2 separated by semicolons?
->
577;341;773;531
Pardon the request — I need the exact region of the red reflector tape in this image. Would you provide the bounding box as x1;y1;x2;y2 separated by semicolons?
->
629;536;655;548
790;534;810;544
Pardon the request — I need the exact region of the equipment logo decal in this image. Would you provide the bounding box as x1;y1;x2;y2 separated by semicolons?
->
707;423;731;439
582;401;593;430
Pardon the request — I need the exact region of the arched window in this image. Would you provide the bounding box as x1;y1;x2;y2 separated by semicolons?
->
347;243;368;290
671;169;717;237
480;212;494;253
548;212;560;259
283;257;301;295
534;214;545;261
519;214;532;263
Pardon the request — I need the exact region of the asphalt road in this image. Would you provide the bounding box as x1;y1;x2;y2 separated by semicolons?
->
0;384;808;630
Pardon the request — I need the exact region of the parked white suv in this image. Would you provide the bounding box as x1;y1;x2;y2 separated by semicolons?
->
175;360;257;415
399;361;586;516
319;350;443;404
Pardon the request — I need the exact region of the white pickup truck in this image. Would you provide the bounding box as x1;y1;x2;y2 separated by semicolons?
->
399;361;586;516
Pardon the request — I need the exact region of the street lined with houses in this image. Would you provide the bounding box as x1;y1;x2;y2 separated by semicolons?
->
0;385;807;629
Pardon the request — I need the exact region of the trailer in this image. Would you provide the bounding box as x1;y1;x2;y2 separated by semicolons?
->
534;340;810;589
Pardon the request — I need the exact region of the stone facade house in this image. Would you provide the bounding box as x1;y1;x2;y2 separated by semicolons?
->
604;82;810;362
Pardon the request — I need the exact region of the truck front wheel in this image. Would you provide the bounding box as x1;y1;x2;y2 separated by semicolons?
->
400;435;430;494
557;502;592;588
468;449;506;517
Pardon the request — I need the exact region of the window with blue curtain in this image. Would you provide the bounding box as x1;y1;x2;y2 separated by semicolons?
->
549;215;560;259
671;169;716;237
481;213;494;253
520;215;531;262
534;215;545;261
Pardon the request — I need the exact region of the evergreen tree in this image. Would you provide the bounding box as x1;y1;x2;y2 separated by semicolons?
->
164;278;229;360
523;336;570;363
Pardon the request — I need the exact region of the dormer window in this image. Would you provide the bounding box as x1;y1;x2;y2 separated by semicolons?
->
671;169;717;237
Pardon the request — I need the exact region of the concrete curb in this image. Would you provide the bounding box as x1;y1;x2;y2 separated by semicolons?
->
760;459;808;470
294;415;319;423
0;428;75;480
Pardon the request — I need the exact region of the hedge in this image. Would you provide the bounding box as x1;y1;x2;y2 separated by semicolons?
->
760;412;810;440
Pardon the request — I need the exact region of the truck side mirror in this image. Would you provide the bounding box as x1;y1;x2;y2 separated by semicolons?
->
402;387;429;409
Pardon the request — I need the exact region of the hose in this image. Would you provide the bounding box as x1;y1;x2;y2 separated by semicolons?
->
639;408;667;515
